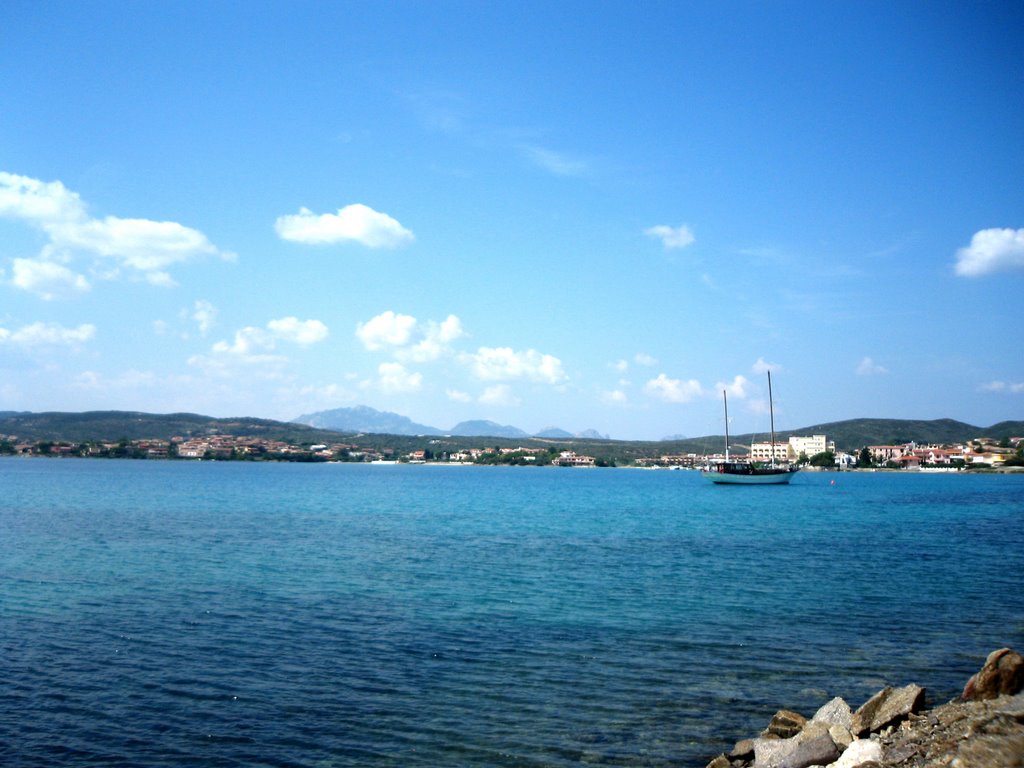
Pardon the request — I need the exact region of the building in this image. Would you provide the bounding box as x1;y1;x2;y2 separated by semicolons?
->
556;451;596;467
749;441;790;463
869;445;907;463
788;434;835;459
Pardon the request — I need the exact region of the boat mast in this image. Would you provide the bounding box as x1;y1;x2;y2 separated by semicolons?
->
723;389;730;461
768;370;776;468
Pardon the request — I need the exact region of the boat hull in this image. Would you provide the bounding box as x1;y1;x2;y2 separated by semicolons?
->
702;471;796;485
701;467;798;484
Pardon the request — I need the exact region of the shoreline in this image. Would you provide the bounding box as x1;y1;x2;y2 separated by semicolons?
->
706;648;1024;768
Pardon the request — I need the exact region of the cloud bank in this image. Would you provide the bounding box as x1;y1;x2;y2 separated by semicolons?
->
191;316;328;373
0;321;96;347
0;171;231;296
467;346;567;384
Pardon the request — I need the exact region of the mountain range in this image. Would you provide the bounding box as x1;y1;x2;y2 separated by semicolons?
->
292;406;610;440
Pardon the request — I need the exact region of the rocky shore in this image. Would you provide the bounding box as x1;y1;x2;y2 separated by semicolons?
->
706;648;1024;768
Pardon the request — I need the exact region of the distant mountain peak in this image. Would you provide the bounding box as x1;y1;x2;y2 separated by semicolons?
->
534;426;574;439
449;420;528;439
293;406;442;436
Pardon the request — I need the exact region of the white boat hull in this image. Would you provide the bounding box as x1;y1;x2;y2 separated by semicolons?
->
701;468;797;485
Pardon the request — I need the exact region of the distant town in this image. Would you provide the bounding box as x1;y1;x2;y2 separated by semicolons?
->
2;430;1021;470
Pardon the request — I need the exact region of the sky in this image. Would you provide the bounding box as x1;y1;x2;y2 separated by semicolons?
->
1;1;1022;441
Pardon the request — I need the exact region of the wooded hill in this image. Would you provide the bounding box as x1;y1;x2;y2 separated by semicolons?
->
0;411;342;445
2;411;1021;462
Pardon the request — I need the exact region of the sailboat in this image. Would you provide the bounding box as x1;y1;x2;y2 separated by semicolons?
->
701;370;798;485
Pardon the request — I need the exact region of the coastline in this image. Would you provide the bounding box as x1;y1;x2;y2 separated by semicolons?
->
706;649;1024;768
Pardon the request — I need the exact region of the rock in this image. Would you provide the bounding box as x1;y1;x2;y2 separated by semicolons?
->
828;723;854;750
753;722;839;768
1000;692;1024;721
962;648;1024;701
950;731;1024;768
730;738;755;760
705;754;731;768
764;709;808;739
829;738;883;768
779;730;840;768
755;736;793;768
852;684;926;736
813;697;854;730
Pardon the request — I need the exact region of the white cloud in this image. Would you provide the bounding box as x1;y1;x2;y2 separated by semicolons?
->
191;300;217;336
715;375;751;399
356;311;465;362
446;388;472;403
266;317;329;346
644;373;703;403
356;310;417;350
634;352;657;367
467;346;567;384
401;314;465;362
856;356;888;376
0;321;96;346
0;171;230;291
11;257;90;299
51;216;220;273
602;389;628;405
210;326;283;362
192;316;329;372
980;380;1024;394
612;359;629;373
955;228;1024;276
0;171;83;223
479;384;520;406
376;362;422;393
752;357;781;375
274;203;414;248
519;145;589;177
644;224;695;250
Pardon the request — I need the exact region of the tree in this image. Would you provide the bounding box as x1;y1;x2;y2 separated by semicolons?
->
858;447;872;467
809;451;836;468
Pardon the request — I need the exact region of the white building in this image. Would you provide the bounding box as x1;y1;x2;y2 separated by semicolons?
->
788;434;835;459
749;441;791;463
750;434;835;463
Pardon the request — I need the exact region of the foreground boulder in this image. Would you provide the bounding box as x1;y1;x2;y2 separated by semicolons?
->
963;647;1024;701
851;683;925;736
753;721;840;768
763;709;807;739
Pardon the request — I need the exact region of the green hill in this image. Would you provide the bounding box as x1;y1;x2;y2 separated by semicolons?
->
0;411;346;444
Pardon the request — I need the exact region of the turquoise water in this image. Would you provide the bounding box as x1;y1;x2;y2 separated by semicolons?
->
2;460;1023;767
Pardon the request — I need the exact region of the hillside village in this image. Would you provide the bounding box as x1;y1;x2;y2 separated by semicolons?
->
2;429;1021;470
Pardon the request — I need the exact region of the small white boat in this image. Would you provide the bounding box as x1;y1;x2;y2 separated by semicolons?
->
701;370;798;485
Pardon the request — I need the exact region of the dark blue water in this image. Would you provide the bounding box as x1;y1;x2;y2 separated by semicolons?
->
2;460;1023;767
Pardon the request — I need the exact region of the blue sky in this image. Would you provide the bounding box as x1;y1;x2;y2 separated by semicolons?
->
2;1;1022;441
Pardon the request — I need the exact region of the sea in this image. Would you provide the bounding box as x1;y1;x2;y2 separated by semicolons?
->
2;459;1023;767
